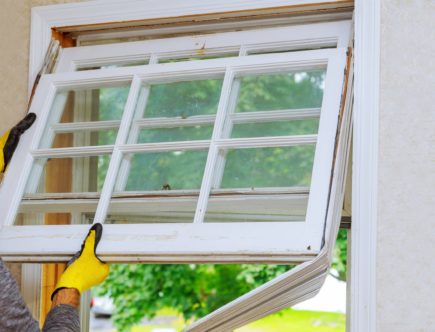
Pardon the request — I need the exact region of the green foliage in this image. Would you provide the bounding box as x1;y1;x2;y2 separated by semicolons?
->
331;229;347;282
96;264;293;331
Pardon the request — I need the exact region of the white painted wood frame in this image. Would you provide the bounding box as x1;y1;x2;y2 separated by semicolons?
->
351;0;379;331
0;48;347;265
18;1;383;331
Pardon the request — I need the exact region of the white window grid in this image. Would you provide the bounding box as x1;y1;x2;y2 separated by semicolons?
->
0;47;347;263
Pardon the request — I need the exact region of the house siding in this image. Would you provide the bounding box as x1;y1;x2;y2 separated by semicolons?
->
378;1;435;331
0;0;84;134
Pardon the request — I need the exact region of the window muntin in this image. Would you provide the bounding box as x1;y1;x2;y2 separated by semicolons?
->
0;28;348;263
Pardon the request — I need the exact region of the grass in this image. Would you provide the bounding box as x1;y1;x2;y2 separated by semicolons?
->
129;309;345;332
236;309;345;332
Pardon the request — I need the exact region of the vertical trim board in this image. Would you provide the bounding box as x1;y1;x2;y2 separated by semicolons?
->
351;0;379;331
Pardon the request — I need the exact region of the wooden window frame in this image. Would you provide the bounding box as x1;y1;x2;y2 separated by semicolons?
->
17;0;379;331
0;47;347;264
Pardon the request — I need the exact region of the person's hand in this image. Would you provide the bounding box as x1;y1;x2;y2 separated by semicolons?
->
52;223;110;299
0;113;36;173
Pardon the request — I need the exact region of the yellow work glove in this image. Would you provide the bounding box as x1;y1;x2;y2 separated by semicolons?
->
0;113;37;173
52;223;110;299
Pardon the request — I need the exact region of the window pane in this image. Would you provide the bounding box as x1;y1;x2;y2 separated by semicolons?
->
42;129;118;148
117;150;208;192
109;150;207;224
204;192;308;223
218;146;316;189
26;156;110;194
14;211;94;226
40;85;129;148
53;86;129;123
235;70;325;112
137;126;213;143
77;59;149;71
106;196;197;224
158;52;239;64
140;79;223;118
230;119;319;138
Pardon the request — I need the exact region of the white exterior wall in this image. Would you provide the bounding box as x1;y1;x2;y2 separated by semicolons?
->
377;1;435;331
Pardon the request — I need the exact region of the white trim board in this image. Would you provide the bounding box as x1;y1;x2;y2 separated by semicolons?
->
351;0;379;331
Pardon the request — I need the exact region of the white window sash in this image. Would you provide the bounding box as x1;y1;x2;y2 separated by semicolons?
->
0;48;347;263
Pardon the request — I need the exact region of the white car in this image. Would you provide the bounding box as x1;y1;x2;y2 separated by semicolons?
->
91;296;115;317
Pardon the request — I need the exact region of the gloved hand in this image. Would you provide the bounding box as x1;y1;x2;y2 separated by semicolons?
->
52;223;110;299
0;113;36;173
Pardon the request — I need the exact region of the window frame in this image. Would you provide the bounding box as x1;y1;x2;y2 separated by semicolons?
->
22;1;380;331
0;47;347;263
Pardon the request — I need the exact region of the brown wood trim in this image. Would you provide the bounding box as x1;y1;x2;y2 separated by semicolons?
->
51;29;75;48
52;1;354;34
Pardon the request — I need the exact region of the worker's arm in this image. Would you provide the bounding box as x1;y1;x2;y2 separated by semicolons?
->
42;223;110;332
0;113;36;173
0;259;41;332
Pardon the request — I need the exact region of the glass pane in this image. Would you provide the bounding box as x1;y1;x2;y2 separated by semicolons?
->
235;70;325;112
108;150;207;224
117;150;208;191
14;211;94;226
139;79;223;118
204;194;308;223
42;129;118;148
158;52;239;63
77;59;149;71
53;86;129;123
40;85;129;148
105;198;197;224
218;146;316;189
230;119;319;138
137;126;213;143
26;156;110;194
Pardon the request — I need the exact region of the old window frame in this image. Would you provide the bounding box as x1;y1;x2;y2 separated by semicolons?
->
0;45;347;263
16;0;380;331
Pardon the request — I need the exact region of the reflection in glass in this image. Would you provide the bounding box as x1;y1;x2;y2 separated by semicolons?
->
77;59;149;71
204;193;308;223
26;155;110;194
119;150;208;192
14;211;95;226
137;126;213;143
40;85;129;149
230;119;319;138
235;70;325;112
141;79;223;118
218;146;316;189
47;129;118;148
